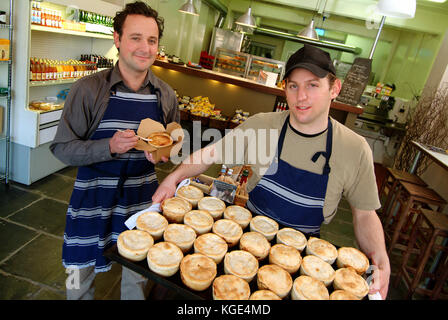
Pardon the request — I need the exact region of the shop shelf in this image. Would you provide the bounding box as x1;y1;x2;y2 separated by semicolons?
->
31;24;113;40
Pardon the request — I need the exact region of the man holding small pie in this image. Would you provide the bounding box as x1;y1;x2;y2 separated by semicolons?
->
153;45;390;299
50;2;178;300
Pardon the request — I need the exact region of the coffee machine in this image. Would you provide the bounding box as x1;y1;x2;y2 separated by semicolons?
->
387;97;411;124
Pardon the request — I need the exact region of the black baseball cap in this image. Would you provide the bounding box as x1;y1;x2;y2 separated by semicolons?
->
283;45;336;79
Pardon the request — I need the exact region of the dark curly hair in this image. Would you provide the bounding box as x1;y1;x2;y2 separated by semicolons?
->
113;1;164;39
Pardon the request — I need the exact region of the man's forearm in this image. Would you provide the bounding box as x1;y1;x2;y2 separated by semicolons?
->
352;208;388;260
170;144;217;184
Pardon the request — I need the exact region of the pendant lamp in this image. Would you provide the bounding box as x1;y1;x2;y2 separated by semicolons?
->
178;0;199;16
369;0;416;58
376;0;416;19
235;6;257;28
297;19;319;40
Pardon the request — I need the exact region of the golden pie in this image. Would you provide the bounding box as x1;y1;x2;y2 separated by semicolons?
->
336;247;370;275
249;290;282;300
176;185;204;207
193;232;228;264
136;211;168;240
269;244;302;274
184;210;214;235
180;253;217;291
333;268;369;299
117;230;154;262
330;289;359;300
163;223;197;253
256;264;293;299
276;228;307;252
146;241;183;277
212;219;243;247
198;196;226;220
306;237;338;265
212;274;251;300
291;275;329;300
223;205;252;229
224;250;259;282
239;231;271;261
147;132;173;148
249;215;279;241
161;197;192;223
300;255;335;286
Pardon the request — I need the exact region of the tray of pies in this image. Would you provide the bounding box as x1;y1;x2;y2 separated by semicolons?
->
105;185;373;300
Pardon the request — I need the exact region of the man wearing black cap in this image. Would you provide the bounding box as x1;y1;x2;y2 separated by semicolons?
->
153;45;390;299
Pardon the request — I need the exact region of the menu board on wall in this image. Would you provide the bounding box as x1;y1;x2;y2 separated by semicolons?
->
336;58;372;106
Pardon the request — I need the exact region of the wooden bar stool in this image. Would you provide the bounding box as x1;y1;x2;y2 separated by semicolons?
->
378;168;426;225
384;181;446;255
394;209;448;299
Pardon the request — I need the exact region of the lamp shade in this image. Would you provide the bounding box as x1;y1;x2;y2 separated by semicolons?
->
297;19;319;40
235;6;256;28
178;0;199;16
377;0;416;19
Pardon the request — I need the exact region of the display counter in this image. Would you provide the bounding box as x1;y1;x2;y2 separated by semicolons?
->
151;60;362;128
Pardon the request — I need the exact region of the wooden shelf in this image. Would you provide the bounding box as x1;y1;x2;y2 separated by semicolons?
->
31;25;113;40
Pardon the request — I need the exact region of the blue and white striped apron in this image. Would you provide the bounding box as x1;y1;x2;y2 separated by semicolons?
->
247;116;333;237
62;89;162;273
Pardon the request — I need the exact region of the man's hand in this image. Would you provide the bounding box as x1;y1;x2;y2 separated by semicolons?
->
144;151;169;164
352;208;391;299
109;129;138;154
152;174;177;203
369;252;391;299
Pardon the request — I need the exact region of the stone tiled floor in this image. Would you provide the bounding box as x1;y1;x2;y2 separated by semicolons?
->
0;163;415;300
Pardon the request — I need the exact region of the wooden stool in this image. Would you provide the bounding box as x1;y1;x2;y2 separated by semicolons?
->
384;181;446;255
378;168;426;224
394;209;448;299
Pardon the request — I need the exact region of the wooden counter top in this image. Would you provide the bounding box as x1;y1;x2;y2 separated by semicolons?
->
152;59;363;116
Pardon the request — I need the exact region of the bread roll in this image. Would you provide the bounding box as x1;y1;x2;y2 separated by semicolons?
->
180;253;217;291
117;230;154;262
336;247;369;275
256;264;292;299
300;255;335;286
291;275;329;300
184;210;214;235
306;237;338;265
333;268;369;299
146;241;183;277
212;219;243;247
276;227;307;252
163;223;197;253
224;205;252;229
269;244;302;274
224;250;259;282
161;197;192;223
177;185;204;207
136;211;168;240
198;197;226;220
212;274;251;300
250;215;279;241
194;232;228;264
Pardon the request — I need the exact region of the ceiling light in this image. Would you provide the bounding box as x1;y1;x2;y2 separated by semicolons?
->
376;0;416;19
297;19;319;40
235;6;257;28
178;0;199;16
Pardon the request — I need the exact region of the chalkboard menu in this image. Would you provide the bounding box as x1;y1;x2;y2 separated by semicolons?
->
336;58;372;106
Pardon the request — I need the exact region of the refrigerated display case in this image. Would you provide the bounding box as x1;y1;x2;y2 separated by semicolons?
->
213;48;250;78
247;55;285;83
213;48;285;85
